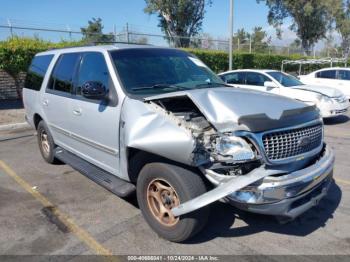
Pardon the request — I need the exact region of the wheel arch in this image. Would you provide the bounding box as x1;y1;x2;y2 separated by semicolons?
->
33;113;43;129
126;147;203;184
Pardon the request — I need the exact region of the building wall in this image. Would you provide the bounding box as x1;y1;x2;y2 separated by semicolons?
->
0;70;26;100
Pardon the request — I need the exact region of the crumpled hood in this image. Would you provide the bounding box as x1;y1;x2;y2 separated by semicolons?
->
293;84;343;97
145;87;320;132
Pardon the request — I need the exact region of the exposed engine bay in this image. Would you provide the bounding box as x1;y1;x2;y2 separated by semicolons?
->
149;95;262;177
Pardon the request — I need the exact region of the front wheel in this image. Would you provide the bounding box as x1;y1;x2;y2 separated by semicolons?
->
137;162;209;242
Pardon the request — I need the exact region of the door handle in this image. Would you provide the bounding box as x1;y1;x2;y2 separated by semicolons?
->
42;99;49;106
73;108;82;116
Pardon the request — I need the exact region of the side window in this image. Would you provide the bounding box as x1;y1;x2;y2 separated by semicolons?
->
338;70;350;80
222;72;245;84
48;53;80;93
246;72;269;86
316;70;336;79
25;55;54;91
76;52;110;95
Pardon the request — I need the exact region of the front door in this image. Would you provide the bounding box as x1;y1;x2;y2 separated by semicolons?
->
68;52;121;175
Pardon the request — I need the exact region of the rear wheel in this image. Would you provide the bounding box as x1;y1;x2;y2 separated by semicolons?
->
37;121;59;164
137;162;209;242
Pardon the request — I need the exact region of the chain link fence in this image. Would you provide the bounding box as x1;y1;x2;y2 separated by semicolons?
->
0;18;340;57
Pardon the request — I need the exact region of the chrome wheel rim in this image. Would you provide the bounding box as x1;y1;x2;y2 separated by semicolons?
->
146;178;180;227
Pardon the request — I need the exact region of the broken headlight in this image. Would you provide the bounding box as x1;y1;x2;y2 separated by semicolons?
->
215;136;255;161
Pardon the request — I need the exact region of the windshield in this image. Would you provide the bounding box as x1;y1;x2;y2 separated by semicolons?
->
267;71;304;87
110;48;225;96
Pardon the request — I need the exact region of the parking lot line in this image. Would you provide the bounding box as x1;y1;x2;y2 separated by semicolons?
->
335;178;350;186
0;160;112;256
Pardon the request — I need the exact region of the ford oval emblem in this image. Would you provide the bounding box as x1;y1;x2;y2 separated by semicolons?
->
298;136;312;147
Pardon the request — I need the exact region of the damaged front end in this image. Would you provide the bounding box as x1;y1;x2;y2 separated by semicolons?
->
120;88;335;220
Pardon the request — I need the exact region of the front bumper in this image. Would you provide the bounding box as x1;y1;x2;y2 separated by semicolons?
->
230;173;332;219
320;100;350;118
172;145;335;219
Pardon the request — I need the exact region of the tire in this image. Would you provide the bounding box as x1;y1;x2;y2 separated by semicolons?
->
136;162;209;242
37;121;59;164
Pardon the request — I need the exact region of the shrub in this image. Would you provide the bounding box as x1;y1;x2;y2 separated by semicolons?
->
0;37;82;98
184;48;307;73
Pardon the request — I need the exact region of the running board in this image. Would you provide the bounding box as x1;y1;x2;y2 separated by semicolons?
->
54;147;135;197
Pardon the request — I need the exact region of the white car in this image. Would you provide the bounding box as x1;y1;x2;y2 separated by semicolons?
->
219;69;349;118
299;67;350;100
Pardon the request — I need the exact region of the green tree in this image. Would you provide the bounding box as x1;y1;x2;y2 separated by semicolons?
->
144;0;212;47
257;0;333;55
332;0;350;58
251;27;271;53
80;18;114;43
233;28;249;51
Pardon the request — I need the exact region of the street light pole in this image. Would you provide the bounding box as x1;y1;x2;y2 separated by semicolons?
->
229;0;234;70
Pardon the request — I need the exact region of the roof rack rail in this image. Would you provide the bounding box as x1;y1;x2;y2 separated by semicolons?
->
47;41;152;51
91;41;152;46
47;43;95;51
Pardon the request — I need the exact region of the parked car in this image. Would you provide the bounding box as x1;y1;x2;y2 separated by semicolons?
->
219;69;349;118
299;67;350;100
23;45;334;242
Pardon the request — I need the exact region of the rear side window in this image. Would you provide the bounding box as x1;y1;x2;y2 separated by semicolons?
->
76;52;110;95
316;70;336;79
338;70;350;80
48;53;80;93
24;55;54;91
246;72;269;86
221;72;246;84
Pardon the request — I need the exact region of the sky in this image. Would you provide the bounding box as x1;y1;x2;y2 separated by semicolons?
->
0;0;297;45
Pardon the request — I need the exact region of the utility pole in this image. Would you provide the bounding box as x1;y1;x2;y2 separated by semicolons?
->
229;0;234;70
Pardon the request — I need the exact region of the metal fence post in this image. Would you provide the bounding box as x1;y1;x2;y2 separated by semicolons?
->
7;18;13;37
126;23;130;43
113;24;117;41
249;35;252;54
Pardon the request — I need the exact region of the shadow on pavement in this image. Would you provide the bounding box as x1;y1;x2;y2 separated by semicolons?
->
188;181;341;244
0;99;23;110
323;115;349;125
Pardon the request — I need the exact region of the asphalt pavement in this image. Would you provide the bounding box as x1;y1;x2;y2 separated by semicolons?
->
0;114;349;256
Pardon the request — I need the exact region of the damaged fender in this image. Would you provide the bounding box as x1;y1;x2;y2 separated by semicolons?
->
120;97;199;166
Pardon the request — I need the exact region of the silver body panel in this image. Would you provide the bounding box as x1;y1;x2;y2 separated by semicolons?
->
145;87;309;133
23;45;335;220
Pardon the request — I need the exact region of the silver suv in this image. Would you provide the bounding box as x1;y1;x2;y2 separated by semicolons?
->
23;44;335;242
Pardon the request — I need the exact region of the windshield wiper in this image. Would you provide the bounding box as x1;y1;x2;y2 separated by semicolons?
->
195;82;229;88
132;84;188;91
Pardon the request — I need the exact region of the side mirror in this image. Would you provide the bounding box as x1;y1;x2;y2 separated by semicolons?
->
81;81;107;100
264;81;279;89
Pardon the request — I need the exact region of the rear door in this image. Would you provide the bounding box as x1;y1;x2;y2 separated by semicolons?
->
68;52;120;175
41;52;81;149
314;69;338;87
336;70;350;98
244;72;272;92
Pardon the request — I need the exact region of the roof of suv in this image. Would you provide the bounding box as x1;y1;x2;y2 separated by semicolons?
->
36;43;159;56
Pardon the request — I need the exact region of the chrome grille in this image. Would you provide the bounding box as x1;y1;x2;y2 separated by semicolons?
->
262;124;323;161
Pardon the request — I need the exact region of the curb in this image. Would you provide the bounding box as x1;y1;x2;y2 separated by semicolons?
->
0;122;31;131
